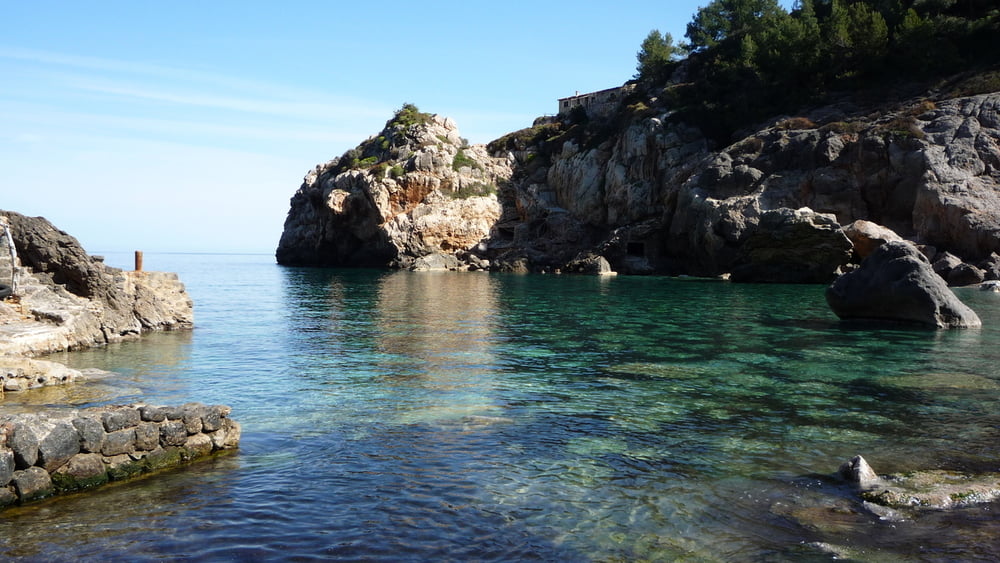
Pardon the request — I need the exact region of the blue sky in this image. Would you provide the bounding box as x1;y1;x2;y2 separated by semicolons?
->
2;1;793;254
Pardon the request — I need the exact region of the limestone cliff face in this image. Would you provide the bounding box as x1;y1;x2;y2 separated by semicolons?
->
276;108;512;270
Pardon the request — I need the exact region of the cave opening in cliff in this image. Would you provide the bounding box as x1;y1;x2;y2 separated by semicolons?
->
627;242;645;257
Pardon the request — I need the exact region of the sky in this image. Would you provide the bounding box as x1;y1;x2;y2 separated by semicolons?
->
2;1;793;255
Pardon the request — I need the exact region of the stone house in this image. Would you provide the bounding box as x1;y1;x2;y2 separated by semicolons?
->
557;84;635;119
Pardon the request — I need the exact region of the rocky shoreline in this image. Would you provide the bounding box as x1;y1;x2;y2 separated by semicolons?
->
0;211;240;509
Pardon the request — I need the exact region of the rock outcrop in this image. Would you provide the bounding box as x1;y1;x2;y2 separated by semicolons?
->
486;91;1000;279
0;212;192;356
838;455;881;489
278;86;1000;282
276;106;512;270
825;241;981;328
834;456;1000;512
842;220;905;260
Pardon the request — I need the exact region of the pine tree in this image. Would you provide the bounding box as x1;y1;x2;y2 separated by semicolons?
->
635;30;680;83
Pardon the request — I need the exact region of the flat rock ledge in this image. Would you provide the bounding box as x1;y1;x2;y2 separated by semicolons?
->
0;403;240;508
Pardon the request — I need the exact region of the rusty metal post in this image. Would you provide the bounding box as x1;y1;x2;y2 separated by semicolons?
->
134;250;144;272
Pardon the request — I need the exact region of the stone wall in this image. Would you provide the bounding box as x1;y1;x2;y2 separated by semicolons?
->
0;403;240;507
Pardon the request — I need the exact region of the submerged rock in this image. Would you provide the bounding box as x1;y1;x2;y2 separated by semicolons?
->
825;241;981;328
862;470;1000;510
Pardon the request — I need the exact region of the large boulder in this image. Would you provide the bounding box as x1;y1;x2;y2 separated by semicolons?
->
825;241;981;328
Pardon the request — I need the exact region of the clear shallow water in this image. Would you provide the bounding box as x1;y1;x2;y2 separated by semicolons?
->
3;253;1000;561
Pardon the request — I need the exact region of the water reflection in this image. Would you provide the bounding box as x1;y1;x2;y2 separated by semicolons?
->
0;452;240;561
371;271;505;424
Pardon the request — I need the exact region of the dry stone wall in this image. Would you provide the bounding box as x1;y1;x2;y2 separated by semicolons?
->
0;403;240;507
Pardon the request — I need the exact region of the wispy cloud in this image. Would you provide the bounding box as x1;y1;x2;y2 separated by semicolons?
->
66;78;388;121
0;45;394;154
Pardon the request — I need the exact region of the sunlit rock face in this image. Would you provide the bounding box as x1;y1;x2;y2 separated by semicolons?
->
276;109;512;270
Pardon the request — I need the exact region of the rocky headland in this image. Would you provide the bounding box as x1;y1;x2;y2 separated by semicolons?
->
277;76;1000;287
277;105;512;271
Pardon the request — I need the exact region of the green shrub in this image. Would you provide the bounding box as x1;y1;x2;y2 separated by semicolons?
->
389;103;432;129
819;121;865;135
487;122;564;154
733;136;764;154
389;164;406;179
452;149;481;171
450;182;497;199
878;115;925;140
947;71;1000;98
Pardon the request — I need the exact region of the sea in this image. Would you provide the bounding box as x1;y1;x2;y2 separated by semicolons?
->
2;251;1000;561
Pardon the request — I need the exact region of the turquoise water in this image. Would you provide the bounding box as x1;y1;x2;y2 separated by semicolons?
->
3;252;1000;561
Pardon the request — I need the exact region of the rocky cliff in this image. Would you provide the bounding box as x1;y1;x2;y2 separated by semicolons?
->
277;79;1000;283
